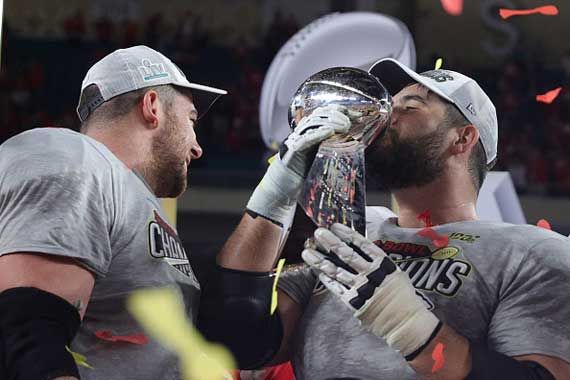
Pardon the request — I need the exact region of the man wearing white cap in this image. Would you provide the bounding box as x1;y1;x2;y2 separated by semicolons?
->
205;59;570;379
0;46;227;379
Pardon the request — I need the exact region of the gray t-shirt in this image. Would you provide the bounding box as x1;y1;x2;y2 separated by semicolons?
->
279;206;570;380
0;128;200;380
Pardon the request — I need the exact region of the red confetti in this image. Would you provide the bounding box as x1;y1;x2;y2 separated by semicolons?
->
499;5;558;20
417;210;433;227
440;0;463;16
94;330;149;345
537;219;552;230
431;342;446;373
536;87;562;104
418;227;449;248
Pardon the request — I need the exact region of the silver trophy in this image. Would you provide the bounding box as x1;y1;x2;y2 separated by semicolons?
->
289;67;392;235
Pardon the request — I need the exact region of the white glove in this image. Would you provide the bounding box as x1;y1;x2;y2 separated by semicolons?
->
246;105;350;227
302;223;441;359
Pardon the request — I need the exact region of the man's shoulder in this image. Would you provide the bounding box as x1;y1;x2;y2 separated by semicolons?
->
459;221;570;270
366;206;396;222
0;128;113;176
2;128;97;157
469;220;567;245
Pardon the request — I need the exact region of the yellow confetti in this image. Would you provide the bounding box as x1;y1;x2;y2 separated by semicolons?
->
270;258;286;315
66;346;94;369
267;153;278;165
435;58;443;70
127;288;235;380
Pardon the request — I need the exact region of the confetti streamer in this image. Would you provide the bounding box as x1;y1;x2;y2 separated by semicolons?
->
431;342;446;373
128;288;235;380
94;330;149;345
270;140;280;151
417;210;433;227
537;219;552;230
271;258;286;315
440;0;463;16
267;153;278;165
418;227;449;248
435;58;443;70
536;87;562;104
66;346;94;369
499;5;558;20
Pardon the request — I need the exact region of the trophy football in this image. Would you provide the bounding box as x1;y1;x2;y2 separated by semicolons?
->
289;67;392;235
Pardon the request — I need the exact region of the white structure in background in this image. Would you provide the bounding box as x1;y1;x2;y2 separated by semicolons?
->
259;11;416;149
477;171;526;224
259;12;527;226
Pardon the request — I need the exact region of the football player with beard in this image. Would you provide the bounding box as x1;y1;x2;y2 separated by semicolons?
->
201;59;570;380
0;46;227;380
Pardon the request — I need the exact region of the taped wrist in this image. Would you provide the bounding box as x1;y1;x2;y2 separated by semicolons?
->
246;159;303;227
197;265;283;370
0;287;81;380
354;270;440;358
466;343;555;380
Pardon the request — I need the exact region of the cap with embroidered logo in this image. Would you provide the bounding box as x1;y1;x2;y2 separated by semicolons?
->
369;58;498;165
77;45;227;122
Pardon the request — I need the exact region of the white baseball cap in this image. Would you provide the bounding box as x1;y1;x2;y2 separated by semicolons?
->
369;58;498;165
77;45;227;122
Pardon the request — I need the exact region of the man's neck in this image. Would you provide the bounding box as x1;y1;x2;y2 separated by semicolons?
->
393;173;478;228
85;121;148;172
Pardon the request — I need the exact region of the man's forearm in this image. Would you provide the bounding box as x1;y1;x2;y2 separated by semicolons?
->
217;213;284;271
408;323;471;379
200;213;286;369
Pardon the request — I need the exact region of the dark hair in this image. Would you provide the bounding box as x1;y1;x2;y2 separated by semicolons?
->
442;102;495;193
78;84;178;131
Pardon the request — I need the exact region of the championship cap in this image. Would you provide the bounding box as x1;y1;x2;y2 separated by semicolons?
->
369;58;498;165
77;45;227;122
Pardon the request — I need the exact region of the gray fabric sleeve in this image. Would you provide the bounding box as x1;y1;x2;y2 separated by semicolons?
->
488;237;570;363
278;264;317;309
0;132;114;277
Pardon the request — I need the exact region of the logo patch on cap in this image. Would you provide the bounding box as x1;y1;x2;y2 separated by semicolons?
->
138;59;170;81
421;70;454;83
466;103;476;116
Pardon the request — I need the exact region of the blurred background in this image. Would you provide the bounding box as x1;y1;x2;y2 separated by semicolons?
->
1;0;569;274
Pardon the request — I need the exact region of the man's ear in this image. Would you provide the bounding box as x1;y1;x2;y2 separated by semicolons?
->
450;124;479;156
140;90;160;129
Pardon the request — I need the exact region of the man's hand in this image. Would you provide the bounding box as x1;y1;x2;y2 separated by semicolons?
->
280;105;351;177
301;223;440;359
246;106;350;228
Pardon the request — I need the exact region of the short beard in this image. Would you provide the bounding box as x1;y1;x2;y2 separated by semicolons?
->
144;114;188;198
365;126;447;191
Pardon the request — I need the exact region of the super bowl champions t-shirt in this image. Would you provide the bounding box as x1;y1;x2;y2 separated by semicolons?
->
279;206;570;380
0;128;200;380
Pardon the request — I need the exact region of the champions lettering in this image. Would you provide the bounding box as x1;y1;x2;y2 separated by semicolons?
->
148;211;192;276
375;240;472;297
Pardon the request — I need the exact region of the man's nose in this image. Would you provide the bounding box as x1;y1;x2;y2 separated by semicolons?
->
190;141;203;160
